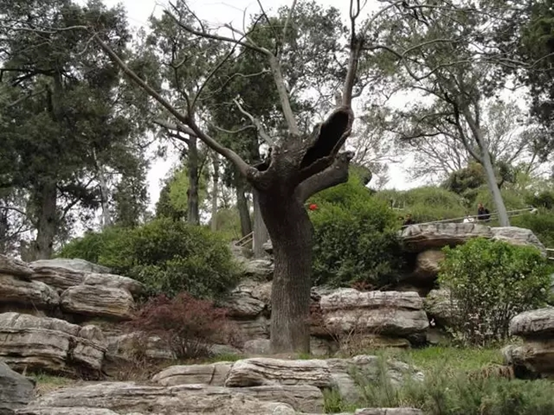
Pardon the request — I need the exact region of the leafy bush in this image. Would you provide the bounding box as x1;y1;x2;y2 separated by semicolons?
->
512;210;554;248
59;218;240;299
129;292;240;359
375;186;467;223
438;238;550;346
309;174;403;288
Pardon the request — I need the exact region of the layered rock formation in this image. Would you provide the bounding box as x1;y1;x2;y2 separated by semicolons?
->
503;308;554;379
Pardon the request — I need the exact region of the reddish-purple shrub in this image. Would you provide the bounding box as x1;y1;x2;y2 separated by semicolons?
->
129;292;240;359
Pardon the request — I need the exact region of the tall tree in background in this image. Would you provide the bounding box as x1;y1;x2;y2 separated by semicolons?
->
0;0;153;258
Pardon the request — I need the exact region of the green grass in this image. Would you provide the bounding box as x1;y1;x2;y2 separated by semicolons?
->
324;346;554;414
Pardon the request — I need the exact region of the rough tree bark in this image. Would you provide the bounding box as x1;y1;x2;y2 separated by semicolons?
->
187;135;200;225
94;0;363;353
252;189;269;258
235;174;252;237
32;181;57;260
211;153;220;232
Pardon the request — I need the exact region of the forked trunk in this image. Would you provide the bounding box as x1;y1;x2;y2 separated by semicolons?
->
258;191;312;354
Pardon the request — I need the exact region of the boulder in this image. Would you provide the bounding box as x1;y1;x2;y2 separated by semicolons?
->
491;227;546;254
21;382;296;415
412;250;445;281
244;259;274;280
225;357;333;388
0;275;59;309
16;409;120;415
60;285;134;321
0;313;106;375
237;385;323;413
320;290;429;339
400;223;492;252
423;289;454;328
29;259;111;274
243;339;271;355
0;361;35;415
0;255;33;278
509;308;554;338
262;241;273;255
82;274;143;296
105;333;175;361
28;265;84;292
152;362;233;386
232;316;269;339
223;284;268;318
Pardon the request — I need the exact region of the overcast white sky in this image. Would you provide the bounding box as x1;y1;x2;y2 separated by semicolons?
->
99;0;416;208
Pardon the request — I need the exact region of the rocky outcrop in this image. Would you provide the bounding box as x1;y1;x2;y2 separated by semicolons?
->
503;308;554;379
411;250;445;282
0;255;33;278
152;362;234;387
319;290;429;341
423;289;454;328
0;361;35;415
20;382;297;415
0;275;59;310
243;259;274;281
0;313;106;376
29;259;111;275
82;273;143;296
28;265;85;292
105;333;175;361
401;223;545;254
225;357;333;388
223;281;271;318
60;285;134;321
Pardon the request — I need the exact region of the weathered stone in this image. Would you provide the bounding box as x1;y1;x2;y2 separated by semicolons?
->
423;289;454;328
244;259;274;280
16;409;119;415
262;241;273;255
320;290;429;338
223;288;267;318
83;273;143;296
243;339;271;355
412;250;445;281
152;362;233;386
0;255;33;277
238;385;323;413
400;223;492;252
491;227;546;254
28;265;84;292
225;357;332;388
209;343;241;357
22;382;296;415
232;316;269;339
30;259;111;274
502;341;554;379
0;313;105;375
105;333;175;360
338;334;410;355
0;361;35;414
60;285;134;321
509;308;554;338
0;275;59;309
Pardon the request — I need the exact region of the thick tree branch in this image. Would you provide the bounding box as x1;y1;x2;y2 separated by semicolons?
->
268;55;300;138
296;151;354;202
93;34;254;178
233;99;274;145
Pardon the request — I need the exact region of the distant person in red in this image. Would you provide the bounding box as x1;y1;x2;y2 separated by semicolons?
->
308;203;318;211
477;202;490;221
403;213;415;226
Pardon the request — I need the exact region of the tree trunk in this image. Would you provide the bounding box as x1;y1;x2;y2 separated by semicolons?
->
253;190;269;258
187;136;200;225
235;175;252;237
211;154;220;232
473;127;510;227
33;182;58;260
258;191;312;354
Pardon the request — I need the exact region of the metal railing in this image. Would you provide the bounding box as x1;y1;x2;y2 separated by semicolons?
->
235;232;253;248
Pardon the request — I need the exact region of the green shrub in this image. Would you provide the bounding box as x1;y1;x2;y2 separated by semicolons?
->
59;218;240;299
354;356;554;415
438;238;550;346
309;175;403;288
512;210;554;248
375;186;467;223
